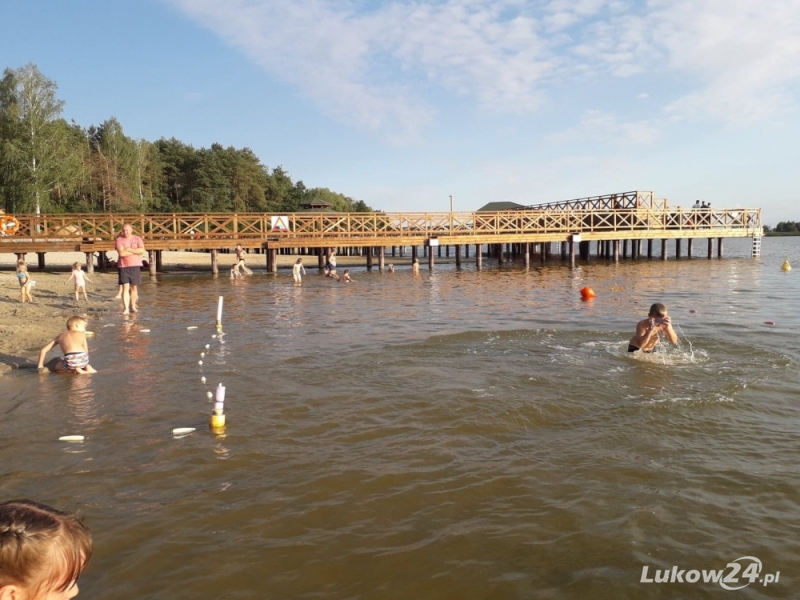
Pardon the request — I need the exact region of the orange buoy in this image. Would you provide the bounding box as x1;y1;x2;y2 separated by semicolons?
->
579;287;596;300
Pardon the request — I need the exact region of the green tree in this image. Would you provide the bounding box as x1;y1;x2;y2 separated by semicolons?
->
0;63;75;213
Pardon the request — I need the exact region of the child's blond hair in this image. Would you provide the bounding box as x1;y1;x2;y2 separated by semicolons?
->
0;499;92;598
66;316;87;330
72;262;81;270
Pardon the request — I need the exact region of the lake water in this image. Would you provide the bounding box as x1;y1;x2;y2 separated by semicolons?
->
2;237;799;599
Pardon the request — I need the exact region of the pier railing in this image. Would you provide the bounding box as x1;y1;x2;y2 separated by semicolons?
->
1;207;762;250
518;190;668;212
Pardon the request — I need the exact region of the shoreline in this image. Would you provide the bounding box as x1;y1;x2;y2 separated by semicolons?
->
0;250;423;373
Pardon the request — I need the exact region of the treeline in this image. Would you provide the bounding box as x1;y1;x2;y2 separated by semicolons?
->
764;221;799;233
0;64;374;215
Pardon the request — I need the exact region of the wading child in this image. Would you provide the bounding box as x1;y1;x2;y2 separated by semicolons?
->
628;303;679;353
292;258;306;284
37;316;97;374
341;269;355;283
0;499;92;600
66;263;92;301
235;244;252;275
16;260;34;303
230;263;242;280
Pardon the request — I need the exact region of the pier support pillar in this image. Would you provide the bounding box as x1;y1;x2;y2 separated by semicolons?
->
717;238;723;258
391;246;396;257
622;240;628;258
465;245;469;258
455;244;461;268
428;246;434;269
661;239;668;260
148;251;157;277
270;248;278;273
687;238;693;258
524;243;530;267
211;249;219;275
675;239;682;258
85;252;94;274
498;243;504;265
379;247;385;270
707;238;713;259
647;239;653;258
366;248;373;270
37;252;45;270
318;248;325;269
412;246;418;263
569;241;576;268
476;244;482;269
156;250;163;272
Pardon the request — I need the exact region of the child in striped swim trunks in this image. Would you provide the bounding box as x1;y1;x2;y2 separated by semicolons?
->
37;316;98;374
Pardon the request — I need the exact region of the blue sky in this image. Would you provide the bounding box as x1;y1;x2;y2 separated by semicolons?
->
2;0;799;223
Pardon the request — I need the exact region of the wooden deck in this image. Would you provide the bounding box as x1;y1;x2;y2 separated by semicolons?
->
0;190;762;255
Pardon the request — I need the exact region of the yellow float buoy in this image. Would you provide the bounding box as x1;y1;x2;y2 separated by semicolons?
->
781;258;791;271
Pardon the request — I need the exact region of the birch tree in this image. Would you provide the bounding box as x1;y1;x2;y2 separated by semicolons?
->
0;63;69;213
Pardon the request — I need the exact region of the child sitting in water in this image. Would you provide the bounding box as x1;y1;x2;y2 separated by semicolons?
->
37;316;98;374
230;263;242;280
0;499;92;600
66;262;93;301
628;303;678;353
341;269;355;283
16;260;34;303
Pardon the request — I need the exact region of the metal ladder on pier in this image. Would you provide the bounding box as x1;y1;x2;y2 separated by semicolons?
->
751;233;762;258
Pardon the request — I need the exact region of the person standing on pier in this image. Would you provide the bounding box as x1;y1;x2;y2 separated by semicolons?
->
115;222;146;315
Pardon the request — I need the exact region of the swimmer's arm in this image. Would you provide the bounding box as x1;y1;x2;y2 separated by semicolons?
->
663;322;678;344
37;338;58;370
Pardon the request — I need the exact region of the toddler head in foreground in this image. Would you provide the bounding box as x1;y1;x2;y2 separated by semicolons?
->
0;500;92;600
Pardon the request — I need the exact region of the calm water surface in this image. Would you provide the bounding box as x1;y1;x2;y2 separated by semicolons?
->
2;238;800;599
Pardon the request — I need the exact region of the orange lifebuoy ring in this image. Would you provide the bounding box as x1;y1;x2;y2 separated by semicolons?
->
0;215;19;236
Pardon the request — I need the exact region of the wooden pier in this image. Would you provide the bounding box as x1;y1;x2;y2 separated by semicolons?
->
0;191;762;273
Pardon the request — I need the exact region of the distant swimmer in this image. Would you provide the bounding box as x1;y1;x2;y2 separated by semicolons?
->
293;258;306;283
412;258;419;275
37;315;98;374
628;303;678;353
387;264;395;273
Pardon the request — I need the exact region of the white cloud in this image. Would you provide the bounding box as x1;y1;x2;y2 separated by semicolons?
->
547;110;662;145
165;0;800;140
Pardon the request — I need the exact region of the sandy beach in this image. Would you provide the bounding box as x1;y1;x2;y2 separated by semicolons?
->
0;249;410;373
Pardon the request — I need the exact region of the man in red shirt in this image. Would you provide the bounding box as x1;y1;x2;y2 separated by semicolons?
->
115;223;146;315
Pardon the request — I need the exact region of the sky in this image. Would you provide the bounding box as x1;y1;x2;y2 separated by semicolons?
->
2;0;799;223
